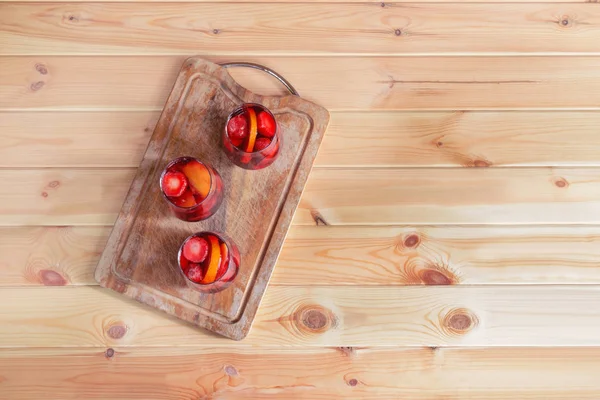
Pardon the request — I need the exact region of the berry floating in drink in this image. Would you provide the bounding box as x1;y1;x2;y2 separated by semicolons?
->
223;103;280;170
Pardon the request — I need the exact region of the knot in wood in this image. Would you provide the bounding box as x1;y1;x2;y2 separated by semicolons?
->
403;233;421;248
64;13;80;24
394;29;402;36
224;365;238;376
401;257;458;285
30;81;45;92
35;63;48;75
554;177;569;188
294;305;336;334
442;308;478;335
105;348;115;358
419;268;452;285
472;159;491;168
302;309;327;330
337;346;355;357
107;324;127;339
39;269;67;286
559;16;572;27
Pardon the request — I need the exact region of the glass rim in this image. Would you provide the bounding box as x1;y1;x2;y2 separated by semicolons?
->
159;156;217;210
177;231;232;286
224;103;279;154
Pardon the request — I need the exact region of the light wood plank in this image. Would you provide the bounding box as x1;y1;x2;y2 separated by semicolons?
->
280;225;600;285
0;168;135;226
2;168;600;226
4;56;600;111
1;346;599;399
296;168;600;225
3;285;600;346
2;3;600;55
0;112;159;168
6;225;600;287
0;226;106;286
5;111;600;168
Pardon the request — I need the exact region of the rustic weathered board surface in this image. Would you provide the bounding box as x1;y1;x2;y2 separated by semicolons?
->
94;58;330;340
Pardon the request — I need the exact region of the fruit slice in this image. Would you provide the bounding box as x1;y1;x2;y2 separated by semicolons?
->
245;108;258;153
216;241;229;281
227;114;248;141
201;235;222;284
182;236;209;263
170;188;196;208
162;171;188;197
257;111;276;138
181;160;211;199
186;263;204;283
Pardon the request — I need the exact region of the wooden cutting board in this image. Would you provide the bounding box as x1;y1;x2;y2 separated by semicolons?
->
94;58;330;340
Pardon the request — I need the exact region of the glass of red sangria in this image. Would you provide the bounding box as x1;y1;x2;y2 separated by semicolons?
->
160;156;223;222
223;103;280;170
178;232;240;293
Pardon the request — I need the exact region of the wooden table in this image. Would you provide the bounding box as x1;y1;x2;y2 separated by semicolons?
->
2;0;600;398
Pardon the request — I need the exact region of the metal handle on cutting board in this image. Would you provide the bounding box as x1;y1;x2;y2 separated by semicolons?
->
220;62;299;97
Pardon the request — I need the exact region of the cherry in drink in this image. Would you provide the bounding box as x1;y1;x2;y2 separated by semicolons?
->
160;157;223;222
223;103;280;170
178;232;240;293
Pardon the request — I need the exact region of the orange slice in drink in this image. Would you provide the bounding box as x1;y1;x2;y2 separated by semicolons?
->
181;160;211;199
245;108;258;153
201;235;221;284
216;241;229;280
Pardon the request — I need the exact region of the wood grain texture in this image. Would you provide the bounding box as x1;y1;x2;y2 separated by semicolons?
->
0;168;135;226
296;168;600;225
2;3;600;55
95;58;330;340
4;285;600;346
6;225;600;287
2;347;600;400
0;111;159;167
4;167;600;226
6;110;600;168
4;56;600;111
0;226;106;286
